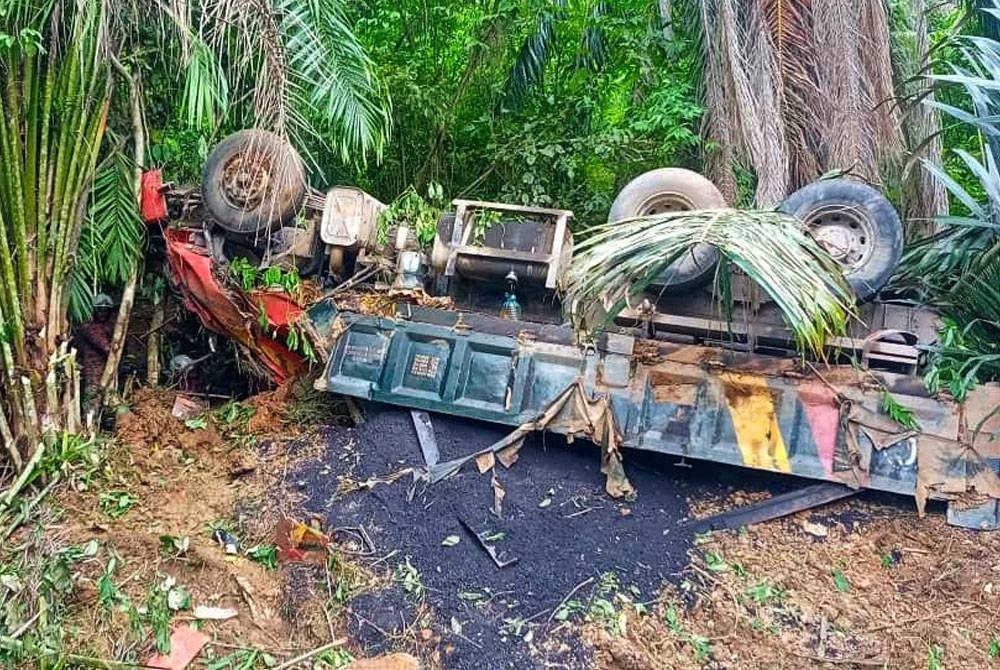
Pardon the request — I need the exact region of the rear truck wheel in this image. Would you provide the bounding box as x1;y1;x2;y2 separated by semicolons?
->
609;168;727;295
202;129;307;235
778;179;903;302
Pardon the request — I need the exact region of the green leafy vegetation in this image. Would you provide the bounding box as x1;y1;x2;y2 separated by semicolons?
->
564;209;854;354
247;544;279;571
98;491;138;519
229;259;302;296
832;567;851;593
880;391;921;430
352;0;702;228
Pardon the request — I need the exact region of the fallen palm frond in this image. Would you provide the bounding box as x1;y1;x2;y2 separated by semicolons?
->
564;209;854;354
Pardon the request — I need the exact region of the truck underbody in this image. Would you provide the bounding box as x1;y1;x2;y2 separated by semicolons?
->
153;131;1000;531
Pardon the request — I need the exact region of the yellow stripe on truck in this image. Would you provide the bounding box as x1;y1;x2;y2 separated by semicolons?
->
719;372;791;473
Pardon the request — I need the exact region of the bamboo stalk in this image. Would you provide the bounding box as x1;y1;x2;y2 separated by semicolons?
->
19;377;39;449
6;52;33;309
0;401;21;473
35;53;54;326
45;365;60;433
64;348;81;435
0;442;43;512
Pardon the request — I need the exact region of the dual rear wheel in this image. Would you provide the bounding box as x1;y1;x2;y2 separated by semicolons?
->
607;169;903;302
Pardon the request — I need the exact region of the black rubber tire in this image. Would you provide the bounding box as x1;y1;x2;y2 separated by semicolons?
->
202;129;306;235
609;168;727;295
778;179;903;302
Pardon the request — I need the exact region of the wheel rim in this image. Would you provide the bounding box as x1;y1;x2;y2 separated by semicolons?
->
221;150;273;210
804;205;874;271
635;192;715;289
637;192;695;215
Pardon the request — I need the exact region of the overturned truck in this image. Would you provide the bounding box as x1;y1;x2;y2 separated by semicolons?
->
150;130;1000;530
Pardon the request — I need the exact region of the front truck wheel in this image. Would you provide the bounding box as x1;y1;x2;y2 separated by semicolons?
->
202;129;307;235
609;168;727;295
778;179;903;303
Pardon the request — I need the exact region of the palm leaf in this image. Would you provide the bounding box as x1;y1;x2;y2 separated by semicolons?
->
564;209;854;354
180;38;229;132
278;0;391;164
89;155;145;286
197;0;390;165
506;3;561;105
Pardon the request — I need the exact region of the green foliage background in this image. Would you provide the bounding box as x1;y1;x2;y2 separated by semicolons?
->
147;0;702;229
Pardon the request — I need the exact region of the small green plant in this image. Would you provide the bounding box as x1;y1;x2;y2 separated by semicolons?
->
146;580;174;653
743;580;784;605
99;491;137;519
664;606;682;633
880;553;894;568
471;208;503;244
378;186;442;247
831;568;851;593
184;415;208;430
159;535;190;557
663;602;713;661
880;391;921;430
215;401;255;430
203;649;278;670
230;257;258;291
316;648;355;668
989;635;1000;659
927;643;944;670
247;544;278;571
704;552;730;573
689;634;712;662
394;557;425;600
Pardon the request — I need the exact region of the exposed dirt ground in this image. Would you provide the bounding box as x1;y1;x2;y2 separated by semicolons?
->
8;388;1000;669
587;497;1000;669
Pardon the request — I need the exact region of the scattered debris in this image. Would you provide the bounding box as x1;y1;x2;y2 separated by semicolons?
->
212;527;239;555
146;625;210;670
234;575;262;624
491;475;505;517
410;409;440;466
459;518;518;569
192;606;239;621
441;535;461;547
344;652;421;670
802;520;829;538
690;483;857;532
539;489;554;508
170;394;206;420
275;517;331;565
475;451;495;474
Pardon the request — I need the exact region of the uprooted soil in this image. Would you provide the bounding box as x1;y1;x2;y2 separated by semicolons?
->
45;387;346;662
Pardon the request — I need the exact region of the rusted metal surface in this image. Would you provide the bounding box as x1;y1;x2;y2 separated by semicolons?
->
318;305;1000;528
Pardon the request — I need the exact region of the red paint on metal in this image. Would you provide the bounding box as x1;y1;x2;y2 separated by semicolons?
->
164;229;305;384
140;170;168;223
798;382;840;476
